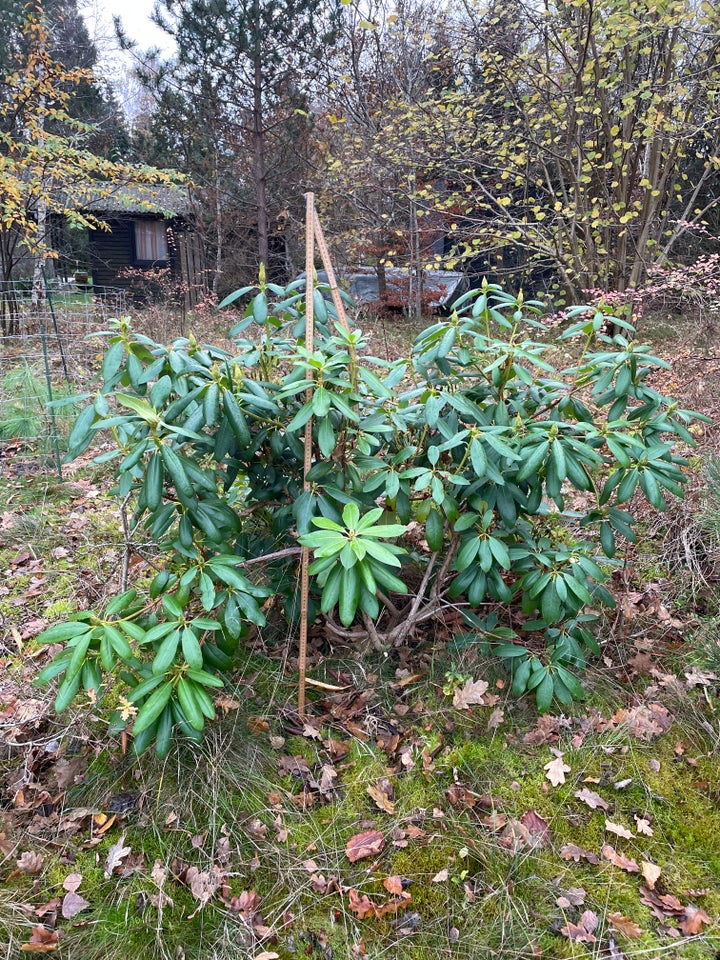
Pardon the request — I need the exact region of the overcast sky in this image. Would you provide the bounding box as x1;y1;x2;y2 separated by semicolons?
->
80;0;174;117
81;0;174;62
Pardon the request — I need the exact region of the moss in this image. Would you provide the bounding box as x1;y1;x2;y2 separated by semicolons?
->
43;597;79;619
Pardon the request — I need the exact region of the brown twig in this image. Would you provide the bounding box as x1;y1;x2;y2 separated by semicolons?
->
431;533;459;601
237;546;302;567
388;551;439;646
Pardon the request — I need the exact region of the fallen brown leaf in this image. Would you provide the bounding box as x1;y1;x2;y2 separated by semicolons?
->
62;873;83;893
608;912;643;939
367;781;395;814
544;754;571;787
452;677;489;710
243;818;268;842
348;888;375;919
523;714;562;745
575;788;609;810
104;834;131;878
678;905;711;936
561;909;598;943
374;893;412;918
605;819;633;840
641;861;662;890
16;851;45;874
559;843;599;865
226;889;261;919
447;782;478;809
602;844;640;873
610;702;674;740
634;815;653;836
383;876;405;895
346;829;385;863
247;716;269;735
556;887;586;908
61;891;90;920
640;885;685;920
20;925;59;953
487;707;505;730
185;866;225;914
520;809;550;845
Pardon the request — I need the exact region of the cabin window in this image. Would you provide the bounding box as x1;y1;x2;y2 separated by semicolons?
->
134;220;169;263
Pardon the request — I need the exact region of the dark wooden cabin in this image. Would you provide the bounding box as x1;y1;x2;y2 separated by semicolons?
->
81;184;208;309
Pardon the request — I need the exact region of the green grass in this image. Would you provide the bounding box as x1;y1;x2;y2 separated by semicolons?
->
0;361;81;461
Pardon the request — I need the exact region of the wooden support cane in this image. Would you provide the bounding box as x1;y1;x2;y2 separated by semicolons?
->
297;193;316;719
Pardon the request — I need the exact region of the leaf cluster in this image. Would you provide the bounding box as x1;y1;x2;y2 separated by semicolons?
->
36;278;706;748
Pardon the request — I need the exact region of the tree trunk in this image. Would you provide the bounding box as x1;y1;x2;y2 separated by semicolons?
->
213;156;222;297
407;173;423;322
252;54;269;272
32;78;47;311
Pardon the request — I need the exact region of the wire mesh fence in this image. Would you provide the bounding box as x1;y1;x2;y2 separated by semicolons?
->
0;279;128;475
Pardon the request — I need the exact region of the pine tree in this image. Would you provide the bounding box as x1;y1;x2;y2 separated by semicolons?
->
126;0;339;285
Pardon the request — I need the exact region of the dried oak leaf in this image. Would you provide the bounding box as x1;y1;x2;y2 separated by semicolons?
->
602;844;640;873
544;754;571;787
556;887;586;908
34;899;61;920
374;893;412;918
634;815;653;836
523;714;561;745
0;832;14;857
367;780;395;814
678;906;712;936
447;783;478;809
640;886;684;920
277;755;311;778
487;707;505;730
243;818;268;842
20;925;59;953
574;788;609;811
226;889;262;919
16;851;45;874
561;910;598;943
499;818;534;852
432;868;449;883
317;764;338;797
608;912;643;939
348;888;375;919
452;678;489;710
346;829;385;863
104;834;131;878
383;876;406;895
51;756;88;791
309;873;327;893
610;703;674;740
605;819;633;840
641;861;662;890
560;843;599;865
185;866;224;914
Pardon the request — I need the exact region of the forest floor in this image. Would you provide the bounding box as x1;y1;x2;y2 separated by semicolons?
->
1;308;720;959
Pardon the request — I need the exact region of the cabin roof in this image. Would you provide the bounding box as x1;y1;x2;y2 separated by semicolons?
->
67;181;191;217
